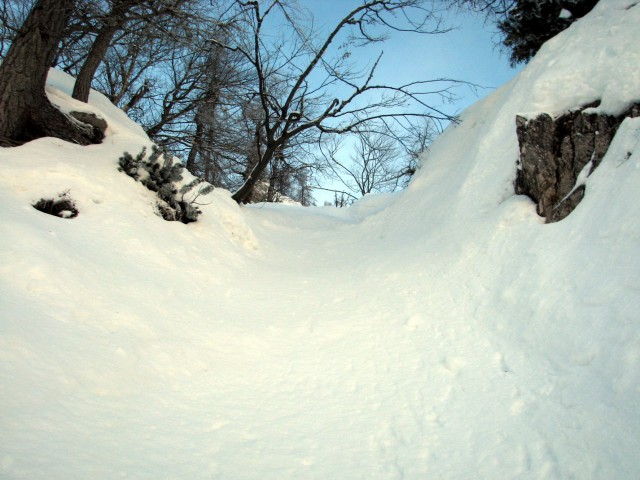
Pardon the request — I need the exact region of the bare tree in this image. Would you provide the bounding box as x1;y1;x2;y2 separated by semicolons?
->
394;115;441;185
183;37;253;188
325;131;409;197
0;0;33;57
213;0;460;204
1;0;454;199
314;115;440;202
0;0;209;145
451;0;516;16
71;0;196;103
71;0;145;102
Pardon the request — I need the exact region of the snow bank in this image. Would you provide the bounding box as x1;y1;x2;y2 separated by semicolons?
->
1;0;639;478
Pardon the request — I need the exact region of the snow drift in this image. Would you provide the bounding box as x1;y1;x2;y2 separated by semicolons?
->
1;0;639;478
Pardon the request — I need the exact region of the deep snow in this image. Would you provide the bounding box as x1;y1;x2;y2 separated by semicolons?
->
1;0;639;478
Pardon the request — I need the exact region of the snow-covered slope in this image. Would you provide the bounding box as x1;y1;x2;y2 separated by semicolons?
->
1;1;639;478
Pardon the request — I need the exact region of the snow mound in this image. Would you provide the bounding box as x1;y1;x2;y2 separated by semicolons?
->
1;1;639;478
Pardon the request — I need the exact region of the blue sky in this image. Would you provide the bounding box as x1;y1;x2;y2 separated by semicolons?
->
305;1;521;115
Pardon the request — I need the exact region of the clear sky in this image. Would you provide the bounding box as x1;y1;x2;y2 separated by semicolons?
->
306;1;521;114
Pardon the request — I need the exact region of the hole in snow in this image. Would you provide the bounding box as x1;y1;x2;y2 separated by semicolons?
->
33;191;79;219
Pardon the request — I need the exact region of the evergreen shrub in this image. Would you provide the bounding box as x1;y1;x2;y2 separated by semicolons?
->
118;145;214;224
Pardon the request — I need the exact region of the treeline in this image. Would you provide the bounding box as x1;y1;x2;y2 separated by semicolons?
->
0;0;597;205
1;0;456;205
3;0;306;202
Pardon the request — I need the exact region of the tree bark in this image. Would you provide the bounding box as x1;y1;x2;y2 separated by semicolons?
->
72;25;120;103
72;0;140;103
0;0;102;145
186;112;205;173
0;0;73;140
232;148;274;204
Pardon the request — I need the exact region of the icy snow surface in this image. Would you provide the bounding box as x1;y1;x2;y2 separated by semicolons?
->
1;1;639;478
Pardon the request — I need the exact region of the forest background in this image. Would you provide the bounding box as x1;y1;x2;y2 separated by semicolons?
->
1;0;591;205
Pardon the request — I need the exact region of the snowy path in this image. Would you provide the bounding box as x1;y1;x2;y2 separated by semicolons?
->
2;161;639;478
3;179;636;479
2;0;640;477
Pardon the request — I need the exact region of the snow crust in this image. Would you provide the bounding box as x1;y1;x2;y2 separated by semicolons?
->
1;1;639;478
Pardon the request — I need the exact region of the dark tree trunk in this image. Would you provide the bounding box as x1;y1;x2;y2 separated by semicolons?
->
0;0;74;140
267;147;287;202
186;113;205;173
0;0;102;145
72;0;140;103
72;25;119;103
232;148;274;204
267;157;279;203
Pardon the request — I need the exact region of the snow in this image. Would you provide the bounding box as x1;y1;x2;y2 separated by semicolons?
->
559;8;573;19
1;0;639;478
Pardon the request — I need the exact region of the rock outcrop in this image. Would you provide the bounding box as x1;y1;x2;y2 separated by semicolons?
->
514;102;639;222
69;111;107;143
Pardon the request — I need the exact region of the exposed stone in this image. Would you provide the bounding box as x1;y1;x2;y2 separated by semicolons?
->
69;111;108;143
515;102;640;223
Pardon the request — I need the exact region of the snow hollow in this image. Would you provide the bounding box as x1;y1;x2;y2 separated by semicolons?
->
1;0;639;478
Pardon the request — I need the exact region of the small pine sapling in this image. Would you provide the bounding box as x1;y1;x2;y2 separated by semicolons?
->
117;147;147;180
118;145;214;223
177;178;215;223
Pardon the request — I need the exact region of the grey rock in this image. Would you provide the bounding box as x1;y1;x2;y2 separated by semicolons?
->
69;111;108;143
514;102;639;223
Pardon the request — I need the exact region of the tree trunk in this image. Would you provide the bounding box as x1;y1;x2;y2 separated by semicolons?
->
0;0;102;145
72;25;119;103
72;0;139;103
186;112;205;173
267;155;279;202
0;0;73;140
232;148;274;204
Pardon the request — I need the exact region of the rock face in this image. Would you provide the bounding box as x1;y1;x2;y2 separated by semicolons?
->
69;111;107;144
514;102;640;223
